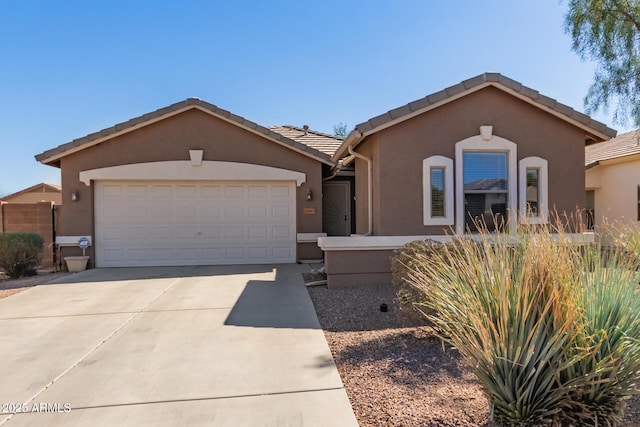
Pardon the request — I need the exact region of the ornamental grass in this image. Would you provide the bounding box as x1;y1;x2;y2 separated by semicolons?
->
394;219;640;426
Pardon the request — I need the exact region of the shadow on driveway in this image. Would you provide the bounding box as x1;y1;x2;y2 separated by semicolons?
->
43;265;276;285
223;265;322;329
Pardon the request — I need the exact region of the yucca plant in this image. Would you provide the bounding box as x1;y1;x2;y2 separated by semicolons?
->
395;219;640;426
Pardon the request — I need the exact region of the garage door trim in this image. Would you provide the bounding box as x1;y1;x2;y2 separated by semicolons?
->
94;180;297;267
80;161;306;186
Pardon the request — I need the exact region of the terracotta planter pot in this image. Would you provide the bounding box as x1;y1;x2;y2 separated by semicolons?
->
65;256;90;273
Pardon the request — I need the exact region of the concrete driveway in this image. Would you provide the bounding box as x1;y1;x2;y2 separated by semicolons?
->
0;264;357;426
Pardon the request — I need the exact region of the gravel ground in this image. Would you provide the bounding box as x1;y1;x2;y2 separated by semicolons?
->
307;283;640;427
0;271;70;299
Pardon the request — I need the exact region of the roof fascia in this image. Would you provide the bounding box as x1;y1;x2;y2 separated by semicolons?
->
38;105;335;167
598;152;640;166
333;82;614;161
1;183;61;201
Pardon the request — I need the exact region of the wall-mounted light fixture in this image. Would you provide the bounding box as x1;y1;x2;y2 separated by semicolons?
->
70;191;79;202
306;189;313;201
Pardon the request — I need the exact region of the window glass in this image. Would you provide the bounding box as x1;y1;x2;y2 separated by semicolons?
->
463;152;508;232
463;152;507;191
430;167;445;217
526;168;539;216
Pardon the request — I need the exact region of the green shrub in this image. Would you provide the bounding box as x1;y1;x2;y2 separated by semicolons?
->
0;233;44;278
393;222;640;426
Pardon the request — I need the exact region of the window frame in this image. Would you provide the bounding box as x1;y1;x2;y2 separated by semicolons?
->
455;133;517;235
518;156;548;224
423;155;454;226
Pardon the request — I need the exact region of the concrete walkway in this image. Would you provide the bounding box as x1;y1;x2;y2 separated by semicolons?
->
0;264;357;426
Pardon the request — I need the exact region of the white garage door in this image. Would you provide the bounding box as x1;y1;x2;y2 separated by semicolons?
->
94;181;296;267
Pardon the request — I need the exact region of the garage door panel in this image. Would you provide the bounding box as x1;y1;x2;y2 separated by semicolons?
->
151;248;173;261
248;247;268;259
225;227;245;239
201;226;221;238
177;185;197;197
273;247;294;260
225;186;244;197
225;248;245;260
202;206;221;218
248;185;268;197
103;249;125;263
95;181;296;267
151;185;173;197
129;249;151;261
202;248;222;259
126;185;148;197
150;227;173;240
248;226;268;238
272;226;292;239
249;206;268;218
177;248;198;260
272;206;291;218
177;206;197;220
224;206;244;218
201;185;221;197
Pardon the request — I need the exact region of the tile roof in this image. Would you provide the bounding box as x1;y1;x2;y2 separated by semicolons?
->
269;125;343;157
1;182;61;202
585;129;640;168
334;72;618;161
35;98;335;166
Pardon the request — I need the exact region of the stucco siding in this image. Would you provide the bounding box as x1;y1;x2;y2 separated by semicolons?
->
586;160;640;227
58;109;323;260
324;249;394;288
365;86;586;235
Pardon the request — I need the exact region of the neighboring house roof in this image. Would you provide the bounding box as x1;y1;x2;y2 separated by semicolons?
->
0;182;61;203
333;72;618;162
585;129;640;168
35;98;335;167
269;125;343;157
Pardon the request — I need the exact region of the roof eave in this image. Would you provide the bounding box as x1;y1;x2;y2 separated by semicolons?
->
332;76;617;161
0;182;62;201
36;102;335;167
585;161;600;170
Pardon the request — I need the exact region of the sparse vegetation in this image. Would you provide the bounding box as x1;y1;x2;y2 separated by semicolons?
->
0;232;44;279
393;221;640;426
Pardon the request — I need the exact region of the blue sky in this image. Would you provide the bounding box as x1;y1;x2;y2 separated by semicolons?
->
0;1;629;197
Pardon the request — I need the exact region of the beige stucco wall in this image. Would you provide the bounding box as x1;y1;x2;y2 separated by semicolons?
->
58;109;324;260
586;159;640;227
2;190;61;205
354;86;588;236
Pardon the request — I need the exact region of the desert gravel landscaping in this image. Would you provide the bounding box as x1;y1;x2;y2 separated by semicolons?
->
0;271;70;299
308;283;640;427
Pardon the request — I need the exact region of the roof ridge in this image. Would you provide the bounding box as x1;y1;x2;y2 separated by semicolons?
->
334;72;618;161
36;99;335;166
270;124;344;141
355;72;615;138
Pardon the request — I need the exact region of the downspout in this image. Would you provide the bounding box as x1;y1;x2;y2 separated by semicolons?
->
348;145;372;236
322;166;340;182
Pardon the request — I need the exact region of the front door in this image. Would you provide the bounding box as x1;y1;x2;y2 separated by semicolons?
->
322;181;351;236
